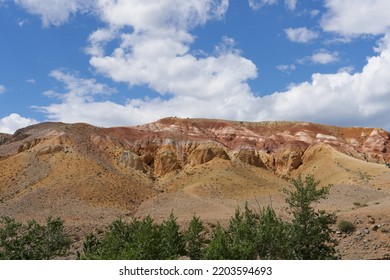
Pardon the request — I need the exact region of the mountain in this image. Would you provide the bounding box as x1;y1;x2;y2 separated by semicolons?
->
1;117;390;259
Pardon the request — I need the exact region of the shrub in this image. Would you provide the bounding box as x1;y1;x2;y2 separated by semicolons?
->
338;220;355;233
0;216;70;260
184;216;207;260
202;224;230;260
202;204;289;260
225;204;259;259
283;175;338;260
255;206;289;259
82;214;185;260
159;213;185;259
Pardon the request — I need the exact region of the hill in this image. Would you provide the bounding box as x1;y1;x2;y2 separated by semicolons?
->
0;117;389;259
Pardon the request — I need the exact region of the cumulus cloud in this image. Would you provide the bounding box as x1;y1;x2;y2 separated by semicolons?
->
310;49;339;64
11;0;390;131
285;0;297;11
248;0;277;11
338;66;355;74
0;113;38;134
262;34;390;129
297;49;339;65
321;0;390;36
43;69;116;101
0;85;5;94
285;27;319;43
96;0;228;29
38;69;258;127
13;0;94;26
87;0;257;102
41;35;390;130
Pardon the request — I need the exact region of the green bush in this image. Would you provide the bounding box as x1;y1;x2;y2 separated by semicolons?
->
184;216;206;260
201;204;290;260
0;216;70;260
255;206;289;259
338;220;355;233
159;213;185;259
283;175;338;260
82;214;185;260
202;224;230;260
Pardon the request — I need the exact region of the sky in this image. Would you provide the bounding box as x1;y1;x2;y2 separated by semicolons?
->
1;0;390;134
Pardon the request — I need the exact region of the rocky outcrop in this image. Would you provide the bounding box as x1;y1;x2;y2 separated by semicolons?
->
154;144;182;176
362;129;389;162
1;118;390;179
0;133;11;145
119;150;144;172
275;141;309;175
187;142;229;166
36;145;64;156
234;149;266;168
18;138;43;153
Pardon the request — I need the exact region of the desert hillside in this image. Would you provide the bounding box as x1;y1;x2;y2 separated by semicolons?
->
1;117;390;259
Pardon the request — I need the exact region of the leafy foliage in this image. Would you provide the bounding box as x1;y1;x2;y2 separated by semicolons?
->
0;216;70;260
283;175;338;259
184;216;206;260
82;214;185;260
202;205;289;260
202;224;230;260
255;206;289;259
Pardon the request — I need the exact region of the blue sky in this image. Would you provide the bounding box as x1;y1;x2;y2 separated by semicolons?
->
1;0;390;133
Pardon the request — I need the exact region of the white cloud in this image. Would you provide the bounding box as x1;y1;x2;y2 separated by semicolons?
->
338;66;355;74
0;113;38;134
96;0;228;30
38;69;258;127
0;85;5;94
298;49;339;65
13;0;390;131
321;0;390;36
285;27;319;43
87;0;255;102
285;0;297;11
13;0;94;27
85;27;117;57
261;34;390;129
310;10;320;18
310;49;339;64
45;69;116;101
41;35;390;130
248;0;277;11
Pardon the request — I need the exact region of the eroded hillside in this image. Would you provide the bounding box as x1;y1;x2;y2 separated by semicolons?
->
1;118;390;259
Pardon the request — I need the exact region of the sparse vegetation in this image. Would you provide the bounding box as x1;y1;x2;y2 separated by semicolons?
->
338;220;355;233
353;201;368;207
